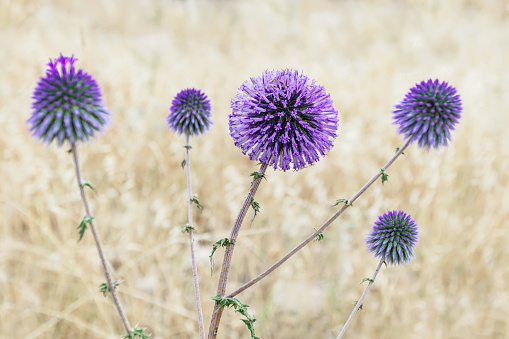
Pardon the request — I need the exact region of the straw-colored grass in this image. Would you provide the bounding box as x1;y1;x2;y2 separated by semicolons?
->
1;0;508;338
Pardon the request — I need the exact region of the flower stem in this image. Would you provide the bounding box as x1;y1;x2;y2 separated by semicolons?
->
184;133;206;339
337;257;385;339
70;143;132;335
207;162;269;339
226;139;411;299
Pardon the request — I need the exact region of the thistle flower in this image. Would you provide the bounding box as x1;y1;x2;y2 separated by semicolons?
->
229;69;338;171
167;88;212;136
393;79;462;150
365;210;418;265
28;54;110;146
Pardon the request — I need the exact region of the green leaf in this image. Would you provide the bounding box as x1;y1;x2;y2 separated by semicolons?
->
181;224;195;234
380;169;389;185
250;198;261;224
354;300;363;310
396;147;405;155
77;216;94;242
99;280;120;297
313;228;324;242
183;145;192;150
359;278;374;285
80;181;96;193
211;295;259;339
250;172;267;186
191;196;203;212
332;198;353;207
209;238;235;275
123;327;151;339
181;159;186;169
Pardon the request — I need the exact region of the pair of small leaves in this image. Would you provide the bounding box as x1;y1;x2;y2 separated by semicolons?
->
313;228;324;242
181;224;196;234
181;145;193;169
249;172;267;186
332;198;353;207
209;238;235;276
99;280;120;297
77;216;94;242
211;295;259;339
123;328;151;339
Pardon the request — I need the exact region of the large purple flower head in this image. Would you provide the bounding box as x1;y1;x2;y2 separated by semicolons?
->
27;54;110;146
393;79;462;150
365;210;419;266
229;69;338;171
167;88;212;136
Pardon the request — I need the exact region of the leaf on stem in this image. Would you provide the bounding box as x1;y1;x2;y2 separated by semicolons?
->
99;280;121;297
380;169;389;185
250;198;261;224
191;195;203;212
359;278;374;285
181;159;186;169
396;147;405;155
183;145;193;150
80;181;96;193
353;300;363;310
313;228;324;242
123;327;151;339
211;294;259;339
209;238;235;275
250;172;267;186
181;224;196;234
332;198;353;207
77;216;94;242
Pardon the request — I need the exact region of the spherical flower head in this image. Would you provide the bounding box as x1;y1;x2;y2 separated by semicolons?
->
27;54;110;147
365;210;419;266
167;88;212;136
229;69;338;171
393;79;462;150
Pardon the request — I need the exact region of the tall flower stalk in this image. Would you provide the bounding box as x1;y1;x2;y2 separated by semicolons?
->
27;54;133;335
208;69;339;338
167;88;212;339
337;211;418;338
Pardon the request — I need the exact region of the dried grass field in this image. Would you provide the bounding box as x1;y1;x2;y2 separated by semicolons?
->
1;0;509;338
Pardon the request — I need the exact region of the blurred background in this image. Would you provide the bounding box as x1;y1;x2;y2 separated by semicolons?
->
1;0;508;338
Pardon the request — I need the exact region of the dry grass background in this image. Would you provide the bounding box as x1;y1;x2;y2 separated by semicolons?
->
1;0;509;338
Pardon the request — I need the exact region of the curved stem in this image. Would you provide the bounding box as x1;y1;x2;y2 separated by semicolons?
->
184;133;206;339
207;162;269;339
226;139;411;299
71;143;132;335
337;257;385;339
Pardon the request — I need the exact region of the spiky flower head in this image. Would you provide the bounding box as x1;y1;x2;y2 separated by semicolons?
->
28;54;110;147
393;79;462;150
229;69;338;171
366;210;418;266
167;88;212;136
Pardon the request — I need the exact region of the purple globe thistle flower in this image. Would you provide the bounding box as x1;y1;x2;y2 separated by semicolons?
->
393;79;462;150
167;88;212;136
229;69;338;171
366;210;419;266
27;54;110;147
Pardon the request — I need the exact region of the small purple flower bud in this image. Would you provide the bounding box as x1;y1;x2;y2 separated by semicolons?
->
167;88;212;136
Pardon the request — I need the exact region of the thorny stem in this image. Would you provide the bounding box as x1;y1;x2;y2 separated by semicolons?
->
185;133;206;339
337;257;385;339
226;139;411;299
207;162;269;339
70;143;132;335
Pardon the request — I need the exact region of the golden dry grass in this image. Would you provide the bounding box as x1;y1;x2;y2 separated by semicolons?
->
1;0;509;338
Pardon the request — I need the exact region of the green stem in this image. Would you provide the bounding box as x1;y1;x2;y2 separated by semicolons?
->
71;142;132;335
